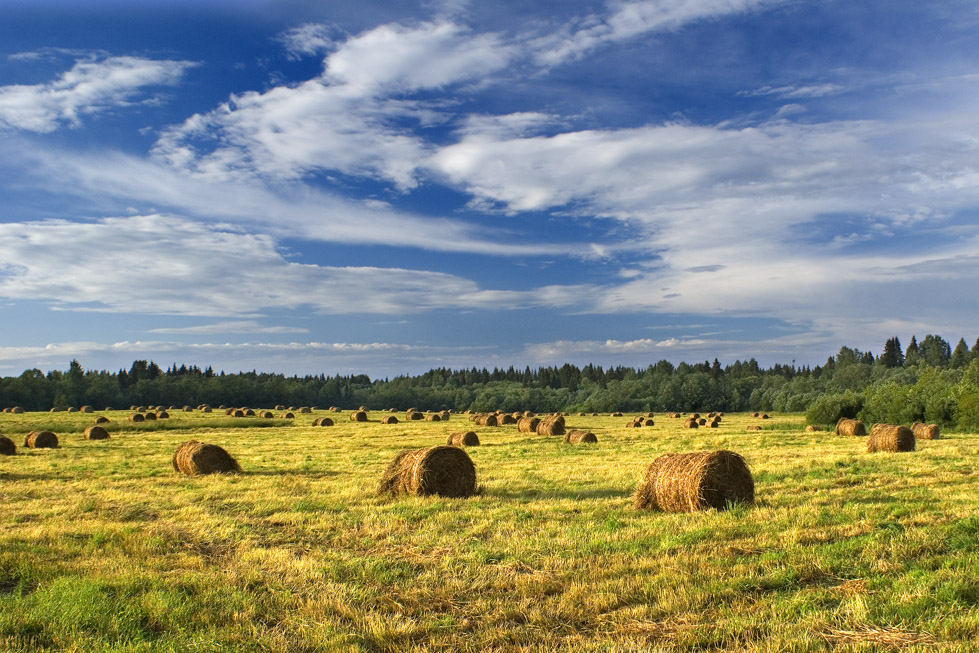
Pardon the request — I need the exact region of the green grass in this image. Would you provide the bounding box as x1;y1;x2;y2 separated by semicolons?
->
1;409;977;651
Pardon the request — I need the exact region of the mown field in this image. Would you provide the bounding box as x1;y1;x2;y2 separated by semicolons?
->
1;408;978;652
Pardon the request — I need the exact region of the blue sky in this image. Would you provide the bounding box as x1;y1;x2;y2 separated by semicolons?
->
1;0;978;377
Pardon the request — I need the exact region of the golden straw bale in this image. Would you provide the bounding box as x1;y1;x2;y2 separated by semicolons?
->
80;406;93;413
350;410;368;422
698;418;707;426
83;425;110;440
0;435;16;455
155;411;170;419
835;418;867;436
94;416;109;424
425;414;441;422
299;407;312;414
280;412;295;419
128;413;145;423
537;416;565;436
911;422;940;440
447;431;480;446
867;424;915;453
439;411;451;421
377;446;477;498
143;412;157;421
406;411;424;421
564;429;598;444
805;425;822;432
633;450;754;513
24;431;58;448
517;416;541;433
497;414;517;425
746;425;762;431
11;407;24;414
313;417;334;427
684;418;699;429
381;415;399;424
172;440;241;475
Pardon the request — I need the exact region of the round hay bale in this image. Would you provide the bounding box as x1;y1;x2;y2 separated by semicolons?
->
868;424;915;453
407;411;424;421
751;412;760;418
172;440;241;475
24;431;58;448
425;414;441;422
143;412;157;421
698;418;707;426
275;405;285;411
136;406;147;412
633;450;754;513
155;411;170;419
497;414;516;425
0;435;15;455
183;406;193;412
232;409;245;418
805;425;821;432
611;412;623;417
746;425;762;431
299;407;312;414
94;416;109;424
690;413;701;420
313;417;334;427
377;446;477;498
835;418;866;436
80;406;93;413
705;419;719;429
83;425;109;440
627;418;642;428
381;415;399;424
911;422;940;440
517;416;541;433
243;409;255;417
439;411;451;420
349;410;368;422
761;414;770;419
66;407;77;413
564;429;597;444
537;416;565;436
481;414;499;427
577;412;587;416
280;412;295;419
684;418;699;429
259;411;273;419
129;413;145;423
225;408;235;415
201;406;212;413
11;407;24;414
447;431;480;446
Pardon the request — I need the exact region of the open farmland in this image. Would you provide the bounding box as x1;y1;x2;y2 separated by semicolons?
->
2;409;979;651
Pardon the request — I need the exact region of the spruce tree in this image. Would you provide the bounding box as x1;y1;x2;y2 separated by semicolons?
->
905;335;920;366
951;338;971;369
880;337;903;368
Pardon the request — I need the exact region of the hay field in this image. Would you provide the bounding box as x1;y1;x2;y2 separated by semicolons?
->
2;409;979;651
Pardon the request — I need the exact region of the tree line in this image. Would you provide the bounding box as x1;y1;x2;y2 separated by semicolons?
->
4;334;979;430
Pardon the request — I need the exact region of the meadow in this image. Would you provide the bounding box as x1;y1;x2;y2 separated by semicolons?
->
1;408;978;651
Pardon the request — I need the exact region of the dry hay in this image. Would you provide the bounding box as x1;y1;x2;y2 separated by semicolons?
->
128;413;145;423
232;409;245;418
868;424;915;453
751;412;760;417
80;406;93;413
564;429;598;444
439;411;451;421
835;418;867;436
243;409;256;417
259;411;274;419
136;406;147;412
611;412;623;417
706;419;719;429
155;410;170;419
143;412;157;421
224;408;234;415
183;406;194;412
805;425;822;432
911;422;940;440
299;407;312;414
83;425;110;440
517;416;541;433
172;440;241;475
627;418;642;428
66;407;77;413
537;416;565;436
684;418;699;429
476;414;499;427
633;450;754;513
377;445;477;498
24;430;58;449
698;418;707;426
447;431;480;446
497;414;517;425
381;415;399;424
313;417;335;427
201;406;212;413
94;416;110;424
746;425;762;431
425;414;441;422
349;410;368;422
577;412;587;416
11;407;24;414
280;412;295;419
406;411;424;421
690;413;701;420
0;435;15;456
761;414;771;419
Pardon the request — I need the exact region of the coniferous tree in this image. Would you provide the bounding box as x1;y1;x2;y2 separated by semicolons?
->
951;338;971;369
880;337;904;368
919;334;951;367
905;336;920;366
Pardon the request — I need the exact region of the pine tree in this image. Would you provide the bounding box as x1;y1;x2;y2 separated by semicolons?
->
905;336;920;366
880;337;904;368
951;338;971;369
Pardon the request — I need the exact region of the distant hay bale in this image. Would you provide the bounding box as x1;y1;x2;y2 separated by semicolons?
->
155;411;170;419
537;416;565;436
232;409;245;418
698;418;707;426
172;440;241;475
66;407;77;413
577;412;587;416
225;408;234;416
805;425;821;432
243;409;255;417
911;422;940;440
24;430;58;449
299;407;312;414
143;412;157;421
350;410;369;422
377;446;477;498
761;414;771;419
83;425;109;440
0;435;15;455
447;431;480;446
259;411;273;419
684;418;699;429
11;407;24;414
611;412;623;417
439;411;451;421
835;418;866;436
746;425;762;431
280;412;295;419
564;429;597;444
690;413;700;420
478;414;499;427
313;417;334;427
381;415;399;424
627;418;642;428
94;416;109;424
706;419;719;429
406;411;424;421
867;424;915;453
425;414;441;422
128;413;145;423
497;414;516;425
517;416;541;433
201;407;212;413
183;406;193;412
633;450;754;513
751;412;760;418
80;406;93;413
136;406;147;412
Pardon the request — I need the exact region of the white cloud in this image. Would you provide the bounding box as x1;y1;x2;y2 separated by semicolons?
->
0;56;196;132
147;321;309;335
278;23;339;59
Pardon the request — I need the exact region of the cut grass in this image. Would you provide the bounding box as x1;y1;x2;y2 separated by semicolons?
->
1;410;977;651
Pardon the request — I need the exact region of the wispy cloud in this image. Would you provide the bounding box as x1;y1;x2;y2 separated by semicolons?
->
147;321;309;335
0;56;197;132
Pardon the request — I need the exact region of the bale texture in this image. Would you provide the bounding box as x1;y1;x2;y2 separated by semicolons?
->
172;440;241;475
0;435;15;456
805;425;821;432
378;446;477;498
517;416;541;433
25;431;58;448
911;422;940;440
867;424;915;453
633;450;754;513
537;416;565;436
447;431;480;446
83;425;110;440
746;425;762;431
835;418;867;436
564;429;598;444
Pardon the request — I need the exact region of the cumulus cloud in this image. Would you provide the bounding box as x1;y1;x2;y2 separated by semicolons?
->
278;23;339;59
0;56;196;132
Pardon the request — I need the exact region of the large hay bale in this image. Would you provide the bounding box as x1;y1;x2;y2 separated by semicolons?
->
746;425;762;431
911;422;940;440
172;440;241;475
425;414;441;422
868;424;915;453
381;415;399;424
0;435;15;455
377;446;477;498
83;425;110;440
517;416;541;433
627;418;642;428
835;418;866;436
259;411;273;419
243;409;256;417
183;406;194;412
143;412;157;421
479;414;499;427
537;416;565;436
129;413;145;423
232;409;245;418
497;414;516;425
201;406;212;413
439;411;451;421
633;450;754;513
11;407;24;414
706;419;719;429
684;418;699;429
281;412;296;419
564;429;598;444
66;407;78;413
313;417;334;427
155;410;170;419
406;411;424;421
24;431;58;448
447;431;480;446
